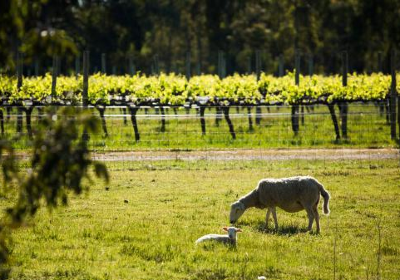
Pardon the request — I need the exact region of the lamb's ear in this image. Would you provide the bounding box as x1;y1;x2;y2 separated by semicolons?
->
223;227;228;231
236;228;243;233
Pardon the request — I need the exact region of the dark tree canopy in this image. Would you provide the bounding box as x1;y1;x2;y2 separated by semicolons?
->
1;0;399;74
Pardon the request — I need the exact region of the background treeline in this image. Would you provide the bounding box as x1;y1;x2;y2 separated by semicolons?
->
1;0;400;76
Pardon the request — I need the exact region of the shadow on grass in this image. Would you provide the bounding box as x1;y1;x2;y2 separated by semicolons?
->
239;220;318;236
197;241;238;251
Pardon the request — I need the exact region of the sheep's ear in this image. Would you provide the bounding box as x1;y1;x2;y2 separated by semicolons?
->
236;228;243;232
223;227;228;231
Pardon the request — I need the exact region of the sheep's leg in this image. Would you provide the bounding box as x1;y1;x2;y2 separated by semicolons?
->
265;208;271;229
312;204;320;234
305;206;315;232
271;207;278;230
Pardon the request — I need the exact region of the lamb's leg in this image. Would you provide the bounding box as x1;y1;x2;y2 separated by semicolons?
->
271;207;278;230
265;208;271;229
305;206;315;232
312;204;320;234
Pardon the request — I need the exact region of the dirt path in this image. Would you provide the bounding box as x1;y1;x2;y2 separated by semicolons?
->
91;148;399;162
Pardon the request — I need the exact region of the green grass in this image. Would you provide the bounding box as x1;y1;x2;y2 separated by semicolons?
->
4;158;400;280
3;103;397;151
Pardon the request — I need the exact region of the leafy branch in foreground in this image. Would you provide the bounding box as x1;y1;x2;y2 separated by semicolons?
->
0;107;109;278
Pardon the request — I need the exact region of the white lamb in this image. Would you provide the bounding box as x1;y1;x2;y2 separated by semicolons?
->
195;226;242;246
230;176;330;233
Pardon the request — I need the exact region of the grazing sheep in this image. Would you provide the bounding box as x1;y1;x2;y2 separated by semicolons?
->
230;176;330;233
195;227;242;246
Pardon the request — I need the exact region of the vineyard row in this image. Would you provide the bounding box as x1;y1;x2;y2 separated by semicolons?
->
0;71;399;142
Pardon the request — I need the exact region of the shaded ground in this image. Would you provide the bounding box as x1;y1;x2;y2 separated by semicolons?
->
91;148;399;162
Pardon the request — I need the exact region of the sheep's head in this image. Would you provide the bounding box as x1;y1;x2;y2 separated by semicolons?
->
229;201;246;224
223;226;243;239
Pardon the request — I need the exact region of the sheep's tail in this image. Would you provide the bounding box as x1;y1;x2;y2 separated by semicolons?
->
316;180;330;215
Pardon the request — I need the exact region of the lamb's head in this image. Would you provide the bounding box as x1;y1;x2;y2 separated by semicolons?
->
223;226;242;239
229;201;246;224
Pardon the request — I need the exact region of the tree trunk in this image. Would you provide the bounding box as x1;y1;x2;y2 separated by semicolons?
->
247;106;253;131
223;107;236;139
25;107;34;139
97;106;108;137
0;109;4;135
6;107;11;122
255;107;262;125
128;107;140;142
291;105;300;136
16;107;23;134
338;103;348;139
327;104;340;141
122;108;128;125
199;106;206;135
37;107;44;123
160;106;166;132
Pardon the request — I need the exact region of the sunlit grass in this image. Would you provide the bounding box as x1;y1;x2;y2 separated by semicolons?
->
5;158;400;280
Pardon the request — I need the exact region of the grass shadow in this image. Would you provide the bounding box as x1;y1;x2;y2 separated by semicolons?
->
240;220;313;236
197;241;237;251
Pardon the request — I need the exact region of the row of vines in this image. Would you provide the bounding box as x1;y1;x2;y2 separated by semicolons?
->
0;72;397;105
0;72;398;142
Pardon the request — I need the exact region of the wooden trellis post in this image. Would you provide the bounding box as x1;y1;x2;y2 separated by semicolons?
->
217;51;235;139
377;52;383;73
218;50;224;78
129;55;136;76
339;51;349;139
292;50;300;136
82;51;89;107
82;50;90;141
34;57;39;77
101;53;107;74
75;55;80;77
308;53;314;76
255;50;262;126
255;50;261;81
390;50;397;139
278;54;284;77
16;52;24;134
153;54;160;75
51;55;59;98
0;108;3;135
247;56;252;74
186;51;191;80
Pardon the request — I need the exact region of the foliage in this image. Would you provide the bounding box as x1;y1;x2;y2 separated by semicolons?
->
1;1;400;74
0;73;394;106
0;107;109;277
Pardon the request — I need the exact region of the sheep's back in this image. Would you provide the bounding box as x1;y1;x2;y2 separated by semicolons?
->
257;176;320;208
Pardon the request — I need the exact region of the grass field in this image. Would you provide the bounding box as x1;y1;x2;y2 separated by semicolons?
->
5;158;400;280
3;103;397;151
